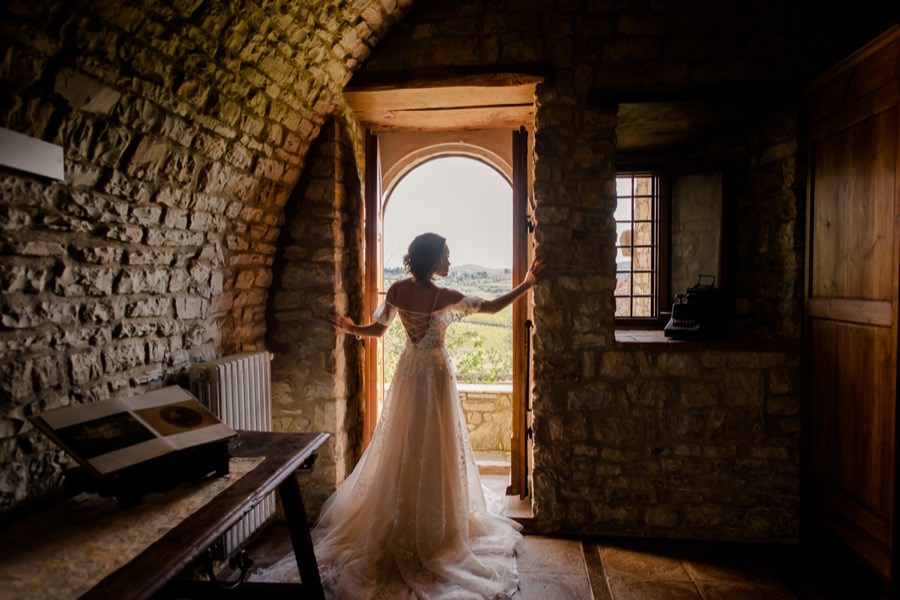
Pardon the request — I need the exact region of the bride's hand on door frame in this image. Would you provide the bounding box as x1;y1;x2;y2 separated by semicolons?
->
330;312;356;334
524;258;548;287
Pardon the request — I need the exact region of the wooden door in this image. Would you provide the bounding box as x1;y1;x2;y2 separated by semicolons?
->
805;27;900;583
363;131;383;448
510;126;530;498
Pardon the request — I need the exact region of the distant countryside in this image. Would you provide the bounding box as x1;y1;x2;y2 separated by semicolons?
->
383;265;513;384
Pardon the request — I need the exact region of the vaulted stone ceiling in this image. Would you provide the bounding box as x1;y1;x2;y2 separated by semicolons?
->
3;0;411;169
0;0;411;357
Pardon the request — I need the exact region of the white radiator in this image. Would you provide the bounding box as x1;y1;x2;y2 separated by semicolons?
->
189;351;274;559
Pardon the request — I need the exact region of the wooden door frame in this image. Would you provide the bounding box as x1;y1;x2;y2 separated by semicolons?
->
509;126;530;498
362;131;382;449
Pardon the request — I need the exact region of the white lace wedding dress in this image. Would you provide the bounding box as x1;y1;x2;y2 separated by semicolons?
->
258;295;522;599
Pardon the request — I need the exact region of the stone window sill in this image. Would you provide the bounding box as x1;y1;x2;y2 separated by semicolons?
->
387;383;513;393
457;382;512;393
614;329;798;352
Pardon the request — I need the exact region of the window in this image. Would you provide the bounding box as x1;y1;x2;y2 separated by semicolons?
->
615;173;663;322
614;169;724;329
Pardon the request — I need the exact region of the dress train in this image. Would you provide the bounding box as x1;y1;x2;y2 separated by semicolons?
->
255;296;521;599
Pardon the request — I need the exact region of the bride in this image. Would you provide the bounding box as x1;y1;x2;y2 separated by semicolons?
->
315;233;545;599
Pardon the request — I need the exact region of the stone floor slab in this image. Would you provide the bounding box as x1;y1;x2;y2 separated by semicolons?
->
516;535;588;575
607;577;702;600
599;544;692;581
516;570;595;600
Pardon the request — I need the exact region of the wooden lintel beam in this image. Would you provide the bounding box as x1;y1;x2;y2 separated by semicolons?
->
346;64;550;92
359;105;534;132
397;103;533;113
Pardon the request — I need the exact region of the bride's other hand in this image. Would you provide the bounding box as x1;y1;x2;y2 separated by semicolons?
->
330;312;356;334
524;258;548;287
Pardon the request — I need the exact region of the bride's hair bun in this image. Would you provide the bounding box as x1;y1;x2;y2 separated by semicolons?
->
404;233;446;281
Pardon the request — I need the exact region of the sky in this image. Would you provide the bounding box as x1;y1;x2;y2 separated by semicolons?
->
383;156;513;269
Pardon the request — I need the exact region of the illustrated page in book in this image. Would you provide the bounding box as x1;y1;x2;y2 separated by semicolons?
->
33;386;235;475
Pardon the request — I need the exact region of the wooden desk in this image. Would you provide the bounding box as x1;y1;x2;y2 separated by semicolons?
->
1;431;328;599
86;431;330;600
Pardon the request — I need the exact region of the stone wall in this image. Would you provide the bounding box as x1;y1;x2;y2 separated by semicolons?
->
530;90;624;531
0;0;408;512
531;97;805;541
670;172;722;303
459;384;513;454
730;105;805;341
549;341;800;539
268;114;366;516
530;103;805;540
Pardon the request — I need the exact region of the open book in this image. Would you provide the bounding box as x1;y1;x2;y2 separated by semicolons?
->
31;386;236;476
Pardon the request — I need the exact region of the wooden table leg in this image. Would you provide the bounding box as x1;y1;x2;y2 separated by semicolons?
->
278;473;325;599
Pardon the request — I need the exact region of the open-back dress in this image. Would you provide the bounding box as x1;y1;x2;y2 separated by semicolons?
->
300;294;522;599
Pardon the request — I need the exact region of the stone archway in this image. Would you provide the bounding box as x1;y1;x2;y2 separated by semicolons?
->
383;142;512;196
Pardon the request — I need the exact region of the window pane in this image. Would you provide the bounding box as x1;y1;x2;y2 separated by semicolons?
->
633;296;652;317
634;246;652;270
634;176;654;196
615;202;632;222
615;296;632;317
633;272;653;295
634;222;653;245
616;177;632;197
635;196;652;220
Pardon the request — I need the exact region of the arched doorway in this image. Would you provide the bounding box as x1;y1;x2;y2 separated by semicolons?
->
381;155;514;471
363;132;533;509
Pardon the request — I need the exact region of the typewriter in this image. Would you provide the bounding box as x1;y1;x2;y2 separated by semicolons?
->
664;275;723;339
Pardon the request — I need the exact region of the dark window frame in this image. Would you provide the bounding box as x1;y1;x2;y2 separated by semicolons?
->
614;170;671;329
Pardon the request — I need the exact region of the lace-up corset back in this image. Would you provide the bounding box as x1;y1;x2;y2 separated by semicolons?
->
397;289;444;348
397;308;446;348
373;290;483;351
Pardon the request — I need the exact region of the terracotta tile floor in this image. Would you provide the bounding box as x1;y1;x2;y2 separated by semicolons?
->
583;538;890;600
584;540;796;600
236;524;890;599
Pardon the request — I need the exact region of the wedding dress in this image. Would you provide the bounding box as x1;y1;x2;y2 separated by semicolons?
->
259;294;522;599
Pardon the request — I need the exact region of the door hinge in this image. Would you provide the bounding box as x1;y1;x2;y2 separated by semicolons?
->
526;426;533;440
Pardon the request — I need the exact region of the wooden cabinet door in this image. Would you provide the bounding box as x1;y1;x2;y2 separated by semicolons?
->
805;29;900;583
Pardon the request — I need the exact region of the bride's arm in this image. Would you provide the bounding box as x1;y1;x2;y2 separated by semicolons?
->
330;313;388;338
330;283;397;338
479;258;547;314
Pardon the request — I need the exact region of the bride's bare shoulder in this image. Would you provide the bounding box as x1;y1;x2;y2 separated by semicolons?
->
386;278;414;301
436;288;465;309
